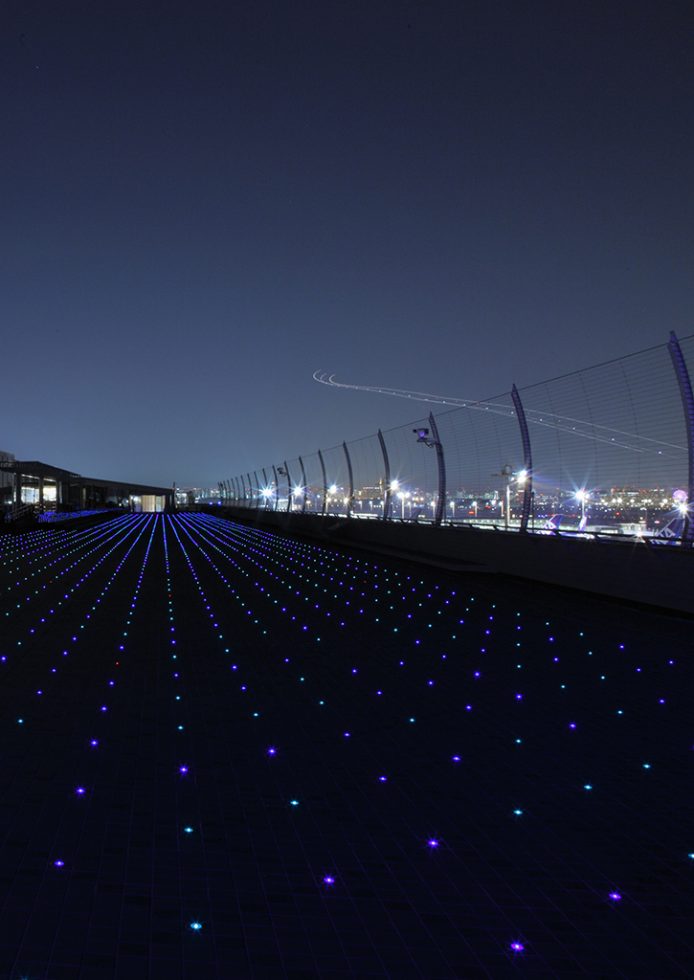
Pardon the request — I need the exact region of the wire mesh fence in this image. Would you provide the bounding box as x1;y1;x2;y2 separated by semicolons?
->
220;333;694;544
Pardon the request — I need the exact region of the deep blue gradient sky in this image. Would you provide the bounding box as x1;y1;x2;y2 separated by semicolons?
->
3;1;692;486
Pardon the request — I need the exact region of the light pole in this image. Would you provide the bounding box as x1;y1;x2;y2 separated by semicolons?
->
575;489;588;525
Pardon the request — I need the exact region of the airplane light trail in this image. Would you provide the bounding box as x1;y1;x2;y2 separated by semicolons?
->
312;371;685;458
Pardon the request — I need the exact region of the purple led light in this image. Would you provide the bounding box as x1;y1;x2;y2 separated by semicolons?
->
75;786;86;796
53;859;65;868
510;941;524;952
427;838;440;849
266;746;277;756
322;875;335;886
608;891;622;902
179;765;189;775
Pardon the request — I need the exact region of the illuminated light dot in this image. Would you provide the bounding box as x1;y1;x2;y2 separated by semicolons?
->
642;763;651;769
378;775;387;783
513;809;523;816
53;859;65;868
179;765;189;775
267;747;277;757
289;799;300;807
515;693;523;701
17;718;24;725
189;920;203;931
584;784;593;791
510;942;525;952
75;787;86;796
569;722;577;730
183;826;194;834
609;892;622;902
177;725;184;731
408;717;416;723
465;704;472;711
427;838;440;848
451;755;461;763
322;875;335;886
515;738;522;744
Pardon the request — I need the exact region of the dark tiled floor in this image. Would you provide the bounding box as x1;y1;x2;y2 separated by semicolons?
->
0;512;692;978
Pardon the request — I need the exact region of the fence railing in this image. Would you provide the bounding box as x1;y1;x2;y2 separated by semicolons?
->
219;332;694;545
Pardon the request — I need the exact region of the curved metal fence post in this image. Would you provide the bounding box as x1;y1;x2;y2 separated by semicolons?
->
318;450;328;516
378;429;392;521
511;384;533;532
272;465;279;511
246;473;253;508
239;474;247;506
428;413;446;525
343;442;354;517
668;331;694;545
298;456;308;513
262;468;269;508
253;471;261;510
284;461;292;513
234;477;241;503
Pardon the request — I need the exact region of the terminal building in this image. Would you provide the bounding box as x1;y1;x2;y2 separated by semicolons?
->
0;453;173;516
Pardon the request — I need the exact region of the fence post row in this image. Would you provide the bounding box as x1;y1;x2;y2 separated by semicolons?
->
511;384;533;532
343;442;354;517
283;461;292;513
298;457;308;513
428;413;446;526
668;331;694;545
317;450;327;516
377;429;391;521
250;471;257;509
272;463;280;510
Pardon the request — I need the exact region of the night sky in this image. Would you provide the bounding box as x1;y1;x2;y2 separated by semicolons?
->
3;1;692;487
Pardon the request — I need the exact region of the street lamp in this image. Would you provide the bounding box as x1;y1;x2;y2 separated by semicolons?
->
575;488;588;523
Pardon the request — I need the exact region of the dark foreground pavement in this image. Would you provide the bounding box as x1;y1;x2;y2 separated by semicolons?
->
0;513;692;979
